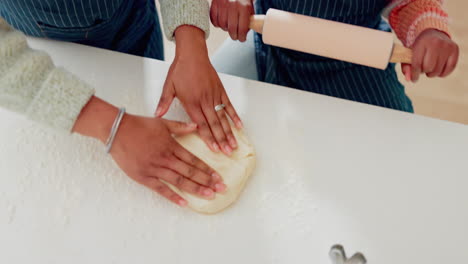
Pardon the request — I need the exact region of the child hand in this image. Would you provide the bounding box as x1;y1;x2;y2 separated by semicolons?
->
402;29;459;82
210;0;254;42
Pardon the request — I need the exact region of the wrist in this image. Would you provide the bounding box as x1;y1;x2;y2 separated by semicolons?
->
72;96;119;143
174;25;209;60
420;28;451;38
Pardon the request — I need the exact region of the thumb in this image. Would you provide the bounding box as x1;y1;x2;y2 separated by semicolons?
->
155;81;175;117
401;63;412;82
164;120;198;135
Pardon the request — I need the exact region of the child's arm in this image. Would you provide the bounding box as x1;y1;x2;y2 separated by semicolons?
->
385;0;459;82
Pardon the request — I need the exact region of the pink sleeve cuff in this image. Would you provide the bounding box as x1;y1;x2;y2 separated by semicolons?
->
387;0;450;47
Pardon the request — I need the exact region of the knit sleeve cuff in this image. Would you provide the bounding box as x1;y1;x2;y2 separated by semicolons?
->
26;68;95;132
406;12;450;47
388;0;450;47
159;0;210;41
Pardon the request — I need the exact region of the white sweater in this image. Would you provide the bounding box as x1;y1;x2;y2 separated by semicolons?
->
0;0;210;131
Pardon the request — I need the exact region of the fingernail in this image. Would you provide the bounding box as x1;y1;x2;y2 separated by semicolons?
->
224;145;233;155
155;108;161;117
203;188;214;198
178;200;188;207
215;183;227;192
236;119;244;129
212;142;220;152
187;123;197;128
405;71;411;81
229;136;238;149
212;173;221;181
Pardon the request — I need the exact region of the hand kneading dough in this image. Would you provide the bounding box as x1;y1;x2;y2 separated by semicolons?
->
171;127;256;214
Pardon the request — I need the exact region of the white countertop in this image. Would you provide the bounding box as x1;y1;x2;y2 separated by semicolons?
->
1;38;467;264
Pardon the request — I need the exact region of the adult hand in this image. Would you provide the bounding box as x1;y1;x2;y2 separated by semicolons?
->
73;97;226;207
210;0;254;42
155;25;243;156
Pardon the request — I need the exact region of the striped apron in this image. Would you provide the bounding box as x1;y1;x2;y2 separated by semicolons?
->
255;0;414;112
0;0;164;60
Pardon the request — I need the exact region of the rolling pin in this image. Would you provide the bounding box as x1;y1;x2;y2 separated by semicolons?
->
249;9;413;70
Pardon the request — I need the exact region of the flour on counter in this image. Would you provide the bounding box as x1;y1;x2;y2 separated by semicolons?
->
7;204;16;224
0;90;151;228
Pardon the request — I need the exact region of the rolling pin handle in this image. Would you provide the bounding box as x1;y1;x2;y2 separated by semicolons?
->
390;43;413;64
249;15;265;34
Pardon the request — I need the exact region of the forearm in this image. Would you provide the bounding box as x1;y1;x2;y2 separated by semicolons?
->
386;0;450;47
174;25;209;60
72;96;118;143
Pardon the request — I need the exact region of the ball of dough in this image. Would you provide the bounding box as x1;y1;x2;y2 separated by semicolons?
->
169;127;256;214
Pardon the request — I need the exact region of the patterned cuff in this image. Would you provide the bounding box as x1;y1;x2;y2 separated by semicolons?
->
406;12;450;47
388;0;450;47
26;68;95;132
159;0;210;41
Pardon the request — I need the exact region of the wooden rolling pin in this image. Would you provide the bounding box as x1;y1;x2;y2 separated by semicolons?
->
249;9;413;70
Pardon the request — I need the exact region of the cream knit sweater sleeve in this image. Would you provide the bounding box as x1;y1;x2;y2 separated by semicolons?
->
159;0;210;40
0;1;210;131
0;18;95;131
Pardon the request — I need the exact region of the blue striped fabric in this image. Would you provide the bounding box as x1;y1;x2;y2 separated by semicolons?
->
0;0;164;60
255;0;413;112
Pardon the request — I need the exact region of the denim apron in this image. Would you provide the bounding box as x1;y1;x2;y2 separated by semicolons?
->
255;0;413;112
0;0;164;60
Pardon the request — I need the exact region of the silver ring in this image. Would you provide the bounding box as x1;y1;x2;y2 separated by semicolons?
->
214;104;226;112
